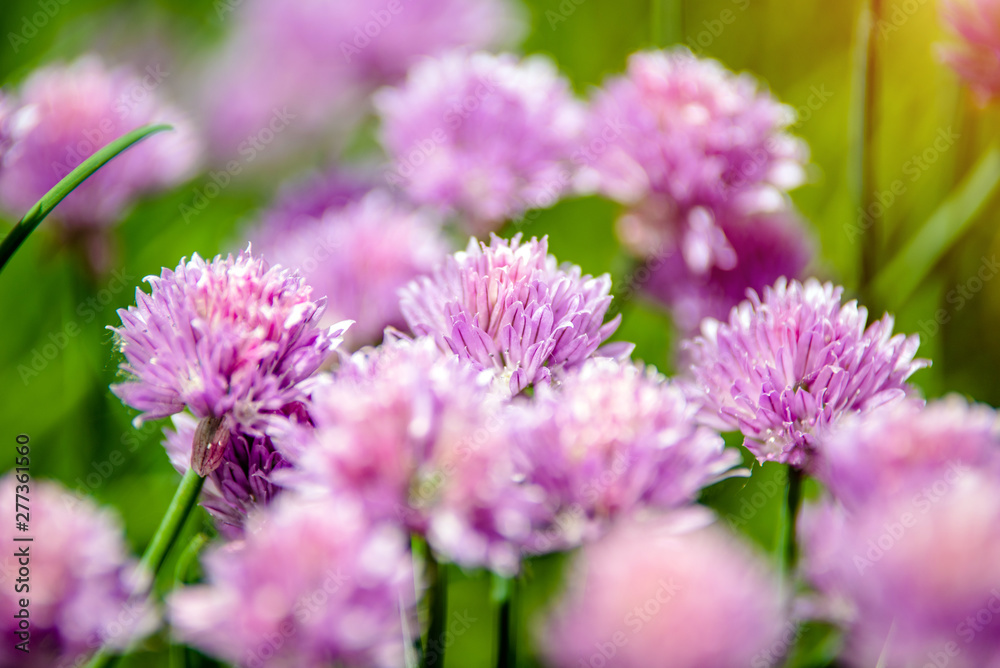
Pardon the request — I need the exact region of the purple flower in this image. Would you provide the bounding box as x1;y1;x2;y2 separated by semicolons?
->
539;510;787;668
802;470;1000;667
814;396;1000;509
510;358;740;553
939;0;1000;104
581;49;807;275
0;56;199;230
169;492;416;668
200;0;521;165
400;234;630;395
163;412;292;537
582;47;807;212
110;248;350;435
249;190;451;348
376;51;584;231
681;278;928;469
636;208;813;334
278;336;542;576
0;475;155;668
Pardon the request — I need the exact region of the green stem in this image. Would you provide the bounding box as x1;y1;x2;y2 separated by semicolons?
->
0;124;172;275
85;468;205;668
424;555;448;668
493;576;517;668
780;467;803;579
169;533;209;668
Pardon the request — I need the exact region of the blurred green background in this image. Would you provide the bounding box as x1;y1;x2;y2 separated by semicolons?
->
0;0;998;665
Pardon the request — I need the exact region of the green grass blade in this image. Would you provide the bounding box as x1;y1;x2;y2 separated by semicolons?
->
871;144;1000;307
0;123;173;275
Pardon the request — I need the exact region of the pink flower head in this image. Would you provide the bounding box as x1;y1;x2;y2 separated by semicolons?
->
510;358;741;553
583;48;806;213
682;278;928;469
637;207;813;334
582;49;807;276
110;248;350;434
0;475;154;668
802;470;1000;667
539;510;787;668
0;56;199;229
279;336;542;576
376;51;585;232
400;234;629;396
249;190;450;348
814;395;1000;509
939;0;1000;104
169;492;416;668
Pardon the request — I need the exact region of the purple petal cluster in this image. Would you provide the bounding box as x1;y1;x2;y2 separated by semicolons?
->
580;48;813;333
163;413;292;537
400;234;628;395
815;396;1000;509
249;190;450;348
802;470;1000;667
583;48;806;215
510;358;740;553
636;208;812;334
376;51;585;231
110;248;350;434
279;337;542;576
169;492;415;668
939;0;1000;104
0;475;154;668
0;56;199;230
539;510;787;668
200;0;521;164
682;278;928;469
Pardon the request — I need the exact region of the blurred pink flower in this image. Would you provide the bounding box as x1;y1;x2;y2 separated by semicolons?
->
802;469;1000;667
279;336;542;576
939;0;1000;104
539;510;787;668
249;190;451;349
400;234;629;396
681;278;928;468
200;0;522;165
169;492;415;668
510;358;740;553
0;56;198;229
376;51;584;231
814;395;1000;509
0;475;154;668
110;248;350;434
